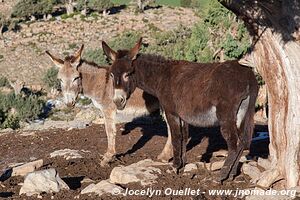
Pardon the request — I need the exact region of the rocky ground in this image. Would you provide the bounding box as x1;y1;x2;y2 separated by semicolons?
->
0;4;199;86
1;116;286;200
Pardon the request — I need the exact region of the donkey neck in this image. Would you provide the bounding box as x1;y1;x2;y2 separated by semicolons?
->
133;55;170;97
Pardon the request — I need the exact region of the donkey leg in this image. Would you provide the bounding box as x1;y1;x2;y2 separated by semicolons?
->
157;114;173;162
101;110;117;166
181;120;189;166
218;120;240;182
165;112;184;172
227;143;244;180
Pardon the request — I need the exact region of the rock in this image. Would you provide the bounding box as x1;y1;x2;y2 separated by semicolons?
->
92;117;105;124
81;177;95;184
19;168;69;196
240;155;249;163
11;159;43;177
205;160;225;171
183;163;198;173
257;158;271;170
50;149;88;160
0;128;14;133
110;159;164;186
81;180;123;196
212;150;228;158
20;132;36;136
75;108;99;123
242;163;261;183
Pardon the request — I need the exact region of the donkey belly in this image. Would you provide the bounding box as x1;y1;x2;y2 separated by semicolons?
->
117;106;152;117
181;106;219;127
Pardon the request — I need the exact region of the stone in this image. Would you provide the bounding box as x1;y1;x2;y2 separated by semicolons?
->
75;108;99;123
257;158;271;170
20;132;36;136
81;177;95;184
110;159;165;186
12;159;43;177
205;160;225;171
242;163;261;183
212;150;228;158
50;149;87;160
81;180;123;196
19;168;69;196
183;163;198;173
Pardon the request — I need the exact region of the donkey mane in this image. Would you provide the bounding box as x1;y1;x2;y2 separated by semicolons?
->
115;49;169;63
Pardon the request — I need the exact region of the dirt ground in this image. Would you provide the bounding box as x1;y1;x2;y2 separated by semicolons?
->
0;119;269;200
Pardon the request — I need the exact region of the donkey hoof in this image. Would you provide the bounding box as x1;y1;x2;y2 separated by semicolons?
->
171;166;182;175
100;154;115;167
217;172;230;184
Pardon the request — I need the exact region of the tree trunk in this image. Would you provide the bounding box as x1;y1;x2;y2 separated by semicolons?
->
218;0;300;189
65;0;74;15
0;24;3;38
81;0;87;16
137;0;144;12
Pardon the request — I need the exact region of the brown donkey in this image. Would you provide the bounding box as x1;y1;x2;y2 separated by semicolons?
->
102;38;259;181
45;45;173;166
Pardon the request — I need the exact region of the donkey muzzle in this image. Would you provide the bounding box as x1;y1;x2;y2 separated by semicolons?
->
113;89;127;110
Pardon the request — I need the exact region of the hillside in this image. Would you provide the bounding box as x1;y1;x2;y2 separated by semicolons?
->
0;4;199;86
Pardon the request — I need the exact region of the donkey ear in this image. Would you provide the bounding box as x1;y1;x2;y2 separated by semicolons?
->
71;44;84;67
129;37;142;60
102;41;117;61
45;51;64;68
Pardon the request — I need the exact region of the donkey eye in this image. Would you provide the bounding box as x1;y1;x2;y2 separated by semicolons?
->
72;77;79;82
110;73;114;78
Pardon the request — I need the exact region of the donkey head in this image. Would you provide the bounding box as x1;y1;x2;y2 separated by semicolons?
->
46;45;84;107
102;38;142;110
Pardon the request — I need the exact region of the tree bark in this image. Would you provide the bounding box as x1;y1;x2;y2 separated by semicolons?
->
137;0;144;12
218;0;300;189
65;0;74;15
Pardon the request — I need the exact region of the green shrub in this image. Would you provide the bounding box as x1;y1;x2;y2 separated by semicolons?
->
0;92;45;129
2;115;20;130
0;109;5;125
84;31;142;65
12;0;55;19
42;67;60;90
76;0;113;12
12;94;45;120
0;76;10;87
110;31;142;50
256;72;265;86
77;97;92;105
180;0;191;7
83;48;107;65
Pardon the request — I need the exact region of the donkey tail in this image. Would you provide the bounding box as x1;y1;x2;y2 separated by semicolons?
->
240;79;259;149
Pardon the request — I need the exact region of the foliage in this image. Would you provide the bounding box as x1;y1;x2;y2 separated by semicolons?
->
0;76;10;87
12;0;56;18
142;0;250;63
0;92;45;129
180;0;191;7
77;97;92;105
2;115;20;129
76;0;113;12
84;31;142;65
42;67;60;90
83;48;108;65
256;72;265;86
145;26;192;60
